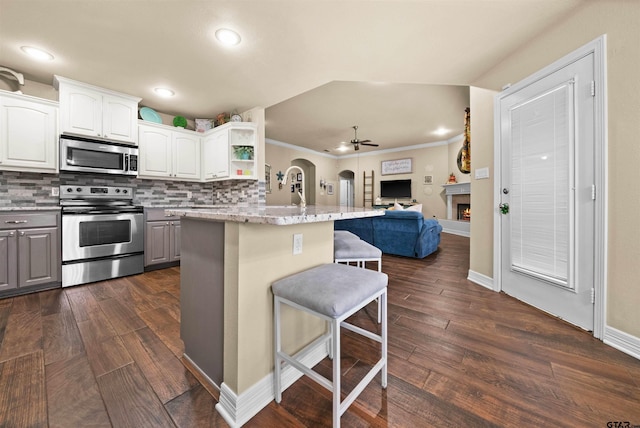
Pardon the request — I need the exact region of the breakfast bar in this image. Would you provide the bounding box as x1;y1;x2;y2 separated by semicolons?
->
165;204;383;426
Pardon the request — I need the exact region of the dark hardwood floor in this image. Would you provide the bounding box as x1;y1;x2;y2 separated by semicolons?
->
1;233;639;427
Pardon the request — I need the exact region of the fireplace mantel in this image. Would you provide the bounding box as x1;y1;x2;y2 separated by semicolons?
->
439;182;471;237
442;182;471;196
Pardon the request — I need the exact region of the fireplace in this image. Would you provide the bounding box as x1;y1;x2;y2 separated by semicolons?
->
457;204;471;221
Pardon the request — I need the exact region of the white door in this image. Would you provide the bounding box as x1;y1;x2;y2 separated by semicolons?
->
339;179;354;207
498;52;596;331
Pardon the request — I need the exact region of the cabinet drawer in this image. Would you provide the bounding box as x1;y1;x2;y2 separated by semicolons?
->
145;208;181;221
0;213;59;230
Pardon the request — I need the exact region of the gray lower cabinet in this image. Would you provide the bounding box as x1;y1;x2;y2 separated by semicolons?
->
0;212;61;294
144;208;181;268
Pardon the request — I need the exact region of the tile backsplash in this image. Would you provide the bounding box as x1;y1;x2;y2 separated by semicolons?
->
0;171;263;207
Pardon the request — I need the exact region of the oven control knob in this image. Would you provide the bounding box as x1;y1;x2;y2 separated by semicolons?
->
66;187;73;193
122;189;128;194
115;189;120;193
76;187;82;193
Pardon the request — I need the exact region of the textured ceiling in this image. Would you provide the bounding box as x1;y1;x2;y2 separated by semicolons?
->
0;0;584;154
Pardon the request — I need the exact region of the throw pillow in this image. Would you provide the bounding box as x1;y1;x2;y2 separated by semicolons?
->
393;202;404;211
406;204;422;212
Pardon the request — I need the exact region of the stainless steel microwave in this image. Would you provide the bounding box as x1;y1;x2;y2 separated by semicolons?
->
60;135;138;176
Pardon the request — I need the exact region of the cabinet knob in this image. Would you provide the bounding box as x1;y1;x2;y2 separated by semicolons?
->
5;220;27;224
166;222;170;225
19;231;25;236
8;232;14;237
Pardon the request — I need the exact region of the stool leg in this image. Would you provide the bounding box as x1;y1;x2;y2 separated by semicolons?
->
332;317;341;428
328;321;335;360
377;259;382;324
274;297;282;403
381;289;388;388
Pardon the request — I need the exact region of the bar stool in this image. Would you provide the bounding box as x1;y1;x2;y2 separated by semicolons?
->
334;238;383;322
334;238;382;272
272;263;388;428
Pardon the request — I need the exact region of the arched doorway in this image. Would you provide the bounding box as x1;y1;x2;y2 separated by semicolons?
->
290;158;315;206
338;170;355;207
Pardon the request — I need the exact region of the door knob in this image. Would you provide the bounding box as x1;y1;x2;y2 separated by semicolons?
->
499;203;509;214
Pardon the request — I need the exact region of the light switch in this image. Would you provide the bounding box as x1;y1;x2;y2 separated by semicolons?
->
475;167;490;180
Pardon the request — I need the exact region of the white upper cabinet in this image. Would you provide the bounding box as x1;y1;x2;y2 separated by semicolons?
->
138;122;200;181
0;91;58;173
202;128;230;180
173;132;201;180
55;76;141;145
202;122;257;182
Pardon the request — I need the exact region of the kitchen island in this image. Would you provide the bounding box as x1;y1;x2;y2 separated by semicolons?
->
165;204;383;427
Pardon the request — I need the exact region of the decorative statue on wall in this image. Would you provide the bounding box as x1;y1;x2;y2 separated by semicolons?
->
457;107;471;174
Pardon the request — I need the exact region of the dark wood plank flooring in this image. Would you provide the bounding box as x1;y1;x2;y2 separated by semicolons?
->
0;233;639;427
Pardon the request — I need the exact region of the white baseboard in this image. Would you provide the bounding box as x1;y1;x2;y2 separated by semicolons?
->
439;219;470;237
215;340;328;427
467;269;495;291
604;325;640;361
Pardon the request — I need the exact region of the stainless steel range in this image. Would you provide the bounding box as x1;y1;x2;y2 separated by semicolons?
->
60;185;144;287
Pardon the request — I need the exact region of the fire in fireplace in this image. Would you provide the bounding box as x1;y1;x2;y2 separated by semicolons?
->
457;204;471;221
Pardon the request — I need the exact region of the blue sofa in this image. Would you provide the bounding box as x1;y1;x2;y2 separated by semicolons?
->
335;210;443;258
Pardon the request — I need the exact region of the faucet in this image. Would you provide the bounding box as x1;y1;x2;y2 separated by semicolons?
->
282;166;306;208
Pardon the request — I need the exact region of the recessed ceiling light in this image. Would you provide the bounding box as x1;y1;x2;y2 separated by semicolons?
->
336;145;350;152
432;127;450;136
154;87;175;97
215;28;241;46
20;46;54;61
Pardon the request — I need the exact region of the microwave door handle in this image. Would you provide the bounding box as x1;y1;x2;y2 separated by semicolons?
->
124;154;129;171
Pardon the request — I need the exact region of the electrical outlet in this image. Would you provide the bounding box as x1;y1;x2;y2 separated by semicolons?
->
293;233;303;255
51;187;59;196
187;191;192;199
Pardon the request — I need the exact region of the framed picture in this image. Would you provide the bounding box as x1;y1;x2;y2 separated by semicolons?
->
326;183;334;195
381;158;412;175
424;175;433;185
296;172;302;182
265;164;272;193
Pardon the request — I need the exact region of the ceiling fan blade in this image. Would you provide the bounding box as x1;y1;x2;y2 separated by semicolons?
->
359;139;372;143
360;142;379;147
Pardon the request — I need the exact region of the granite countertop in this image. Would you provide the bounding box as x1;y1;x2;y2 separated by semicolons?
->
0;206;61;212
165;205;384;226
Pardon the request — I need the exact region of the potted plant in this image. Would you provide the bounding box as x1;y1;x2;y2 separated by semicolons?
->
233;146;254;160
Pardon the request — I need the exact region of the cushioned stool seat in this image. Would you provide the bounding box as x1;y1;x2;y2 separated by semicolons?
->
272;263;388;428
334;230;361;241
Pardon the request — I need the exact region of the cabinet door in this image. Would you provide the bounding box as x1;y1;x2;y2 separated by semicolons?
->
202;129;229;180
59;84;103;138
145;221;170;266
17;227;59;288
0;95;58;172
0;230;18;291
102;95;138;144
170;221;181;261
173;133;201;180
138;126;173;178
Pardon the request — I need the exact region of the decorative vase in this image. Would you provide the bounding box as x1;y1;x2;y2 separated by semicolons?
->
457;107;471;174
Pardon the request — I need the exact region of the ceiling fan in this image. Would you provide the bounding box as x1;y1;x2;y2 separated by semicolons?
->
349;125;379;151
